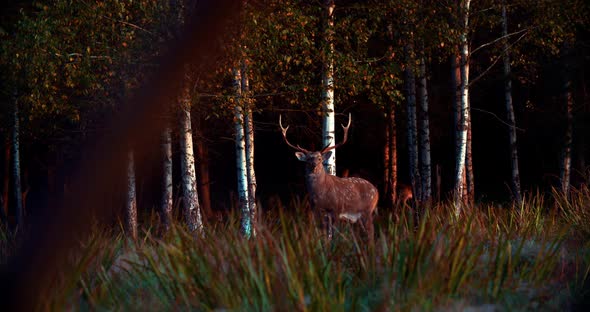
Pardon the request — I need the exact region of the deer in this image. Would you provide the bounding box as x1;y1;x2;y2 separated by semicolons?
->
396;184;413;207
279;114;379;240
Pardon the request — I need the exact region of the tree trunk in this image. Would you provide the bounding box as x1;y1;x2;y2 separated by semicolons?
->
502;3;522;204
233;68;251;237
0;138;9;223
561;79;573;195
466;113;474;205
242;63;257;237
417;55;432;203
160;126;173;231
405;42;420;202
125;150;138;239
179;68;203;234
194;125;211;220
388;107;398;206
454;0;471;214
384;112;390;200
321;0;336;176
12;89;23;230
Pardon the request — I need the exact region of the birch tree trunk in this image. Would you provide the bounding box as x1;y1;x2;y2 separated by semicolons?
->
561;79;573;195
12;89;23;230
321;0;336;176
233;68;251;237
501;3;522;204
125;150;138;239
242;63;257;237
454;0;471;214
417;55;432;202
179;68;203;234
160;126;173;231
404;42;420;201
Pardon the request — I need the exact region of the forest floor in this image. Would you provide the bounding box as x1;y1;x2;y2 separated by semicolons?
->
1;188;590;311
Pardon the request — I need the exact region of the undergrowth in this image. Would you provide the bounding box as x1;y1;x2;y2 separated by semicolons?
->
2;192;590;311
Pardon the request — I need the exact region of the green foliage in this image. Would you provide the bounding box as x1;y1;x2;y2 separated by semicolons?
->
0;0;171;142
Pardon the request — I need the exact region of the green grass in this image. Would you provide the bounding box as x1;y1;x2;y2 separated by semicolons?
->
3;191;590;311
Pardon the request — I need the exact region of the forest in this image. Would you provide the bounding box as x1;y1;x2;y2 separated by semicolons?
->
0;0;589;310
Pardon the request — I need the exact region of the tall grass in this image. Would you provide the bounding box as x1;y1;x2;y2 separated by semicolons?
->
2;192;589;311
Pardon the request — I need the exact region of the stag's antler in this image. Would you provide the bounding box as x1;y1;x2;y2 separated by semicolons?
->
279;115;311;153
321;113;351;154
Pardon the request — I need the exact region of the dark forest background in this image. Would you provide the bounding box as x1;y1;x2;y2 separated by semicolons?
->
0;0;588;226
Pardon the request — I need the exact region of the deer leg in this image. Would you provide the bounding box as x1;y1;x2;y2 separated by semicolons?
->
323;213;334;240
364;214;374;242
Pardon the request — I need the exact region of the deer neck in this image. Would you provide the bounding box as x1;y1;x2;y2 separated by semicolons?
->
305;164;329;190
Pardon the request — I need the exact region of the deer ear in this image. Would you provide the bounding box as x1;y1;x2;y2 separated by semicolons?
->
322;151;332;162
295;152;306;161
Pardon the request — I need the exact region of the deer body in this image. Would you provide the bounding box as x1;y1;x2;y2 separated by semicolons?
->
281;115;378;239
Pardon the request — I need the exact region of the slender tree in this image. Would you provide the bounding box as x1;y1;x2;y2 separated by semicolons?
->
160;125;173;231
561;76;574;196
125;150;138;239
242;61;257;236
179;69;204;234
404;40;420;201
384;105;398;206
233;68;251;237
417;53;432;202
321;0;336;176
194;113;212;219
454;0;471;213
11;87;23;230
501;3;522;204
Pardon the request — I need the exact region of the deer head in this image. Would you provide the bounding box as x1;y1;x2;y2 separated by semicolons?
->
280;114;378;240
396;184;413;206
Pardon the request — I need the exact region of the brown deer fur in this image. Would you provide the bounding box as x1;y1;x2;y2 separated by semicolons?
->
280;115;378;239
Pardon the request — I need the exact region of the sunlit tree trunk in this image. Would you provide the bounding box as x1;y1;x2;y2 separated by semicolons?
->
384;106;398;206
417;54;432;203
233;68;251;237
454;0;471;214
242;62;257;237
12;88;23;230
160;126;173;231
405;42;420;202
179;68;203;234
125;150;138;239
387;107;398;206
502;3;522;204
321;0;336;176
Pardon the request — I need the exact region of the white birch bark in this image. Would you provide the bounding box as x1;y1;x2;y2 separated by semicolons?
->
454;0;471;214
12;89;23;229
179;68;203;234
502;4;522;204
161;126;173;230
125;150;138;239
233;68;251;237
404;42;420;201
561;79;573;195
418;55;432;202
241;63;257;237
322;0;336;176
